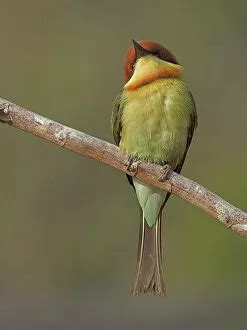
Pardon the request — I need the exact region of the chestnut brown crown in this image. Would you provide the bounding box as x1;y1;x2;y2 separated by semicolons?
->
124;40;179;82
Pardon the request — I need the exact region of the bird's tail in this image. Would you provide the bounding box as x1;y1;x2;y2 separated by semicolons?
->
131;210;165;296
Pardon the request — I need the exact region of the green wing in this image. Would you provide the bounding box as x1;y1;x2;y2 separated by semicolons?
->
111;91;135;187
163;91;197;207
175;91;198;173
111;92;124;146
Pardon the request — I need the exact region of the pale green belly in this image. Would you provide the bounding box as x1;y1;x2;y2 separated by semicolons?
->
120;79;191;169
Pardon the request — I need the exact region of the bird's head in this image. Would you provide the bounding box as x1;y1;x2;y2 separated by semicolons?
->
124;39;183;90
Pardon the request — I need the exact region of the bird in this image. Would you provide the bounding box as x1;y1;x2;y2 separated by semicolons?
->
111;39;197;296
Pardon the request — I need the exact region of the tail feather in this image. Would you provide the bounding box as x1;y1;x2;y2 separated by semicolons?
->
131;210;165;296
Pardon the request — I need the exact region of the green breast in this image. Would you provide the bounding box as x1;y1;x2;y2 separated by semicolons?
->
120;78;193;168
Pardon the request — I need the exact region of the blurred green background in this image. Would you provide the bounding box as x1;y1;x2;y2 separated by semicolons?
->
0;0;246;328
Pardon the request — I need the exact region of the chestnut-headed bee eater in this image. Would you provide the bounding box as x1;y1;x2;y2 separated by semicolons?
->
111;39;197;296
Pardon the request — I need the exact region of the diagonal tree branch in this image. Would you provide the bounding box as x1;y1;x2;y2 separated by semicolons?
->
0;97;247;237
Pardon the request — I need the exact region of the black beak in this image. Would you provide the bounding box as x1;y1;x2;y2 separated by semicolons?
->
132;39;151;60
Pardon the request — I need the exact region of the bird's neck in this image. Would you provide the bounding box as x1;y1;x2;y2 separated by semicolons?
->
124;56;183;91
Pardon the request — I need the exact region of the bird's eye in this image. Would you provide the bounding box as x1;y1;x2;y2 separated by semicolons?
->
130;62;135;70
154;51;162;59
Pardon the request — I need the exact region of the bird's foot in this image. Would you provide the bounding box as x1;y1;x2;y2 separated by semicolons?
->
124;156;140;176
158;164;171;182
